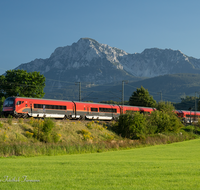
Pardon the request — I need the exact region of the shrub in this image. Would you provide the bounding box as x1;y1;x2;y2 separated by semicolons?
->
112;105;183;140
31;118;56;143
156;101;175;113
52;132;62;143
149;110;183;133
79;129;93;141
42;118;55;133
113;111;148;139
25;131;34;138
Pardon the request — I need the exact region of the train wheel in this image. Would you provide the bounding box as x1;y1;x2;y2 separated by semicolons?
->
112;117;118;121
63;115;69;120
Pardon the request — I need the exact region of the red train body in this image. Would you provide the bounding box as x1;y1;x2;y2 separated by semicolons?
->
175;110;200;123
2;97;200;122
2;97;154;120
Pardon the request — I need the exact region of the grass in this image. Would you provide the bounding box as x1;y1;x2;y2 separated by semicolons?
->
0;118;199;157
0;119;119;143
0;139;200;189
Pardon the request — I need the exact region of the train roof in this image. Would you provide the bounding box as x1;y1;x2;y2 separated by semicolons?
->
7;96;73;103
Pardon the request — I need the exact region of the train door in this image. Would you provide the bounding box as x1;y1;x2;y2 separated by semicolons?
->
87;106;90;115
120;106;124;114
29;101;33;116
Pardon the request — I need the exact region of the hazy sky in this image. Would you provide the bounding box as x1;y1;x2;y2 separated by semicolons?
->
1;0;200;75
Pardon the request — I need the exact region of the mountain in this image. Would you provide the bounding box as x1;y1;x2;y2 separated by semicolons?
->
16;38;141;85
14;38;200;102
119;48;200;77
16;37;200;81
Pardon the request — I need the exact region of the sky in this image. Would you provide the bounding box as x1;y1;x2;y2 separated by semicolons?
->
1;0;200;75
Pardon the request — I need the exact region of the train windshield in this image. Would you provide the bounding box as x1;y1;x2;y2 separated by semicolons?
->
3;98;15;107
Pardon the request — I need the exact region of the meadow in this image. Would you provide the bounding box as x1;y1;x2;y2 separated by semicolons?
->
0;139;200;190
0;117;198;157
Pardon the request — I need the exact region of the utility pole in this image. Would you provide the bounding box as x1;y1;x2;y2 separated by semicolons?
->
195;92;197;123
122;81;124;106
75;82;81;101
195;92;197;111
158;91;162;102
122;80;128;113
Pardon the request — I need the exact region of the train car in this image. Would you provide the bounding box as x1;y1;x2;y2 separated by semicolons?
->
122;105;155;114
2;97;121;120
2;97;74;119
178;110;200;123
74;102;120;120
4;96;195;122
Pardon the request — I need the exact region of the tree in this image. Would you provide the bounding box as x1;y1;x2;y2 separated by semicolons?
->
0;97;5;116
112;101;183;140
173;96;199;111
0;69;45;98
156;101;175;113
112;111;149;139
129;86;156;107
149;101;183;133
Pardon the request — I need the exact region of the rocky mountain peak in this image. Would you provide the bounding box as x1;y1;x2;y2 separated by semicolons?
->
15;37;200;84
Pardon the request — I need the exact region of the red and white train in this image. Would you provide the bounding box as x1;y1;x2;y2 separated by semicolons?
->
2;97;155;120
2;96;200;123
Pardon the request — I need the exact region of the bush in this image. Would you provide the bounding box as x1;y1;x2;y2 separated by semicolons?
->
150;101;183;133
156;101;175;113
79;129;93;141
25;131;34;138
113;111;149;139
31;118;56;143
42;118;55;133
112;103;183;140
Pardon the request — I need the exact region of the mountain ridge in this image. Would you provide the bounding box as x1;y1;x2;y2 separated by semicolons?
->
14;38;200;102
16;37;200;79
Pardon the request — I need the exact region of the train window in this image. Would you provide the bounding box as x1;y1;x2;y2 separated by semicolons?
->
34;104;66;110
99;108;117;113
34;104;42;109
17;101;22;105
4;98;14;107
91;108;98;112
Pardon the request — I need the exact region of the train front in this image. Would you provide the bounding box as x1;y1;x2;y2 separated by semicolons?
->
2;97;16;117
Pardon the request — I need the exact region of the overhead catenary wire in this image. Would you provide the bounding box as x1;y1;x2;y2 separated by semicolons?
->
0;74;198;103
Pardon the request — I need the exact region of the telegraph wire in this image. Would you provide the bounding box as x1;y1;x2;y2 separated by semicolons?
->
0;77;197;103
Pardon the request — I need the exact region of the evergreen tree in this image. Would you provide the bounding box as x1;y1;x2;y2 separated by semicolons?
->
129;86;156;107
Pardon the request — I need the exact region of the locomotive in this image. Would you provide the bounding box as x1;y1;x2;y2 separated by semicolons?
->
2;96;200;123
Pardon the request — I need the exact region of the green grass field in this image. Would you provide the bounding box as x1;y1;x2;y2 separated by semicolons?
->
0;139;200;190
